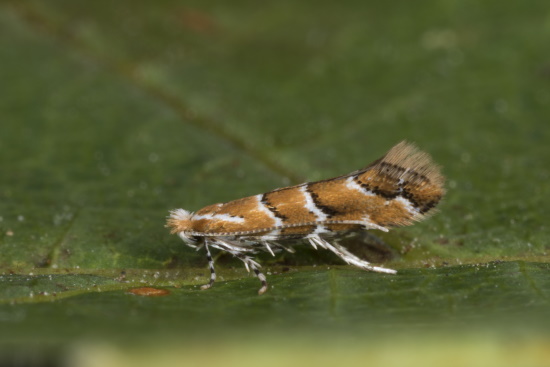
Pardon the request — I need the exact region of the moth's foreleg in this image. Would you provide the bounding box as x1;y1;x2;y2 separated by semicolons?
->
207;237;269;294
200;244;217;290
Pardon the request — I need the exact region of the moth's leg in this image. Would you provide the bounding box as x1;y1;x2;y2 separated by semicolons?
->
209;237;269;294
262;241;275;256
200;244;217;290
308;235;397;274
234;253;268;295
252;265;268;295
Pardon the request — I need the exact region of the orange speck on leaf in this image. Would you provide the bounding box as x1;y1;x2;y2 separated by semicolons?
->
127;287;170;297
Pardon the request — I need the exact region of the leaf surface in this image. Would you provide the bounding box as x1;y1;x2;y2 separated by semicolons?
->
0;0;549;353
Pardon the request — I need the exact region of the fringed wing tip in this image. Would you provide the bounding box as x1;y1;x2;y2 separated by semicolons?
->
365;141;446;221
383;140;445;187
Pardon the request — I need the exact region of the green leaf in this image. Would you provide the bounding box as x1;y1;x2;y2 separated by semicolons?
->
0;0;549;359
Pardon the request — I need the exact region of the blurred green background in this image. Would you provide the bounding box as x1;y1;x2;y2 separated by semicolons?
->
1;0;549;365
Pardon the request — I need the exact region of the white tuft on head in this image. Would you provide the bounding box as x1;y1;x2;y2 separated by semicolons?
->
169;208;193;221
166;208;195;235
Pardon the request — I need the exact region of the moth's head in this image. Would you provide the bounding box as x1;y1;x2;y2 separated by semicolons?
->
166;209;194;234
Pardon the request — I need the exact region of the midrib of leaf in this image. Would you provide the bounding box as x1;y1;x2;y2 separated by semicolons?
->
0;267;252;304
3;283;138;304
5;1;304;185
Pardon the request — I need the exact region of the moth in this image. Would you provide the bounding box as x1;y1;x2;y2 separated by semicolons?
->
167;141;445;294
